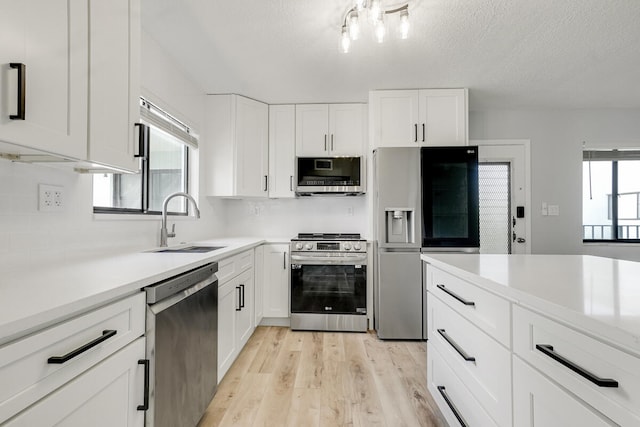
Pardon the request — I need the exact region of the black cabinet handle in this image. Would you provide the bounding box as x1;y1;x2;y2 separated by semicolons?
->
414;124;418;142
239;284;245;309
134;123;149;159
436;284;475;306
437;329;475;362
235;286;241;311
422;123;425;142
324;134;327;151
535;344;619;388
331;134;334;151
290;175;293;191
283;252;287;269
47;330;117;364
137;359;150;411
264;175;268;192
437;386;468;427
9;63;26;120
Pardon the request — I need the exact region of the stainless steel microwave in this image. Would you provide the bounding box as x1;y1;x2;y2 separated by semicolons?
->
295;156;364;195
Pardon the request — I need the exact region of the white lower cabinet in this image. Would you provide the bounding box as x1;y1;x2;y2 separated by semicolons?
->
513;356;615;427
262;244;289;318
217;249;256;383
4;337;146;427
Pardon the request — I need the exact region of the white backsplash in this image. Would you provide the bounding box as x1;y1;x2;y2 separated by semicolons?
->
220;196;370;239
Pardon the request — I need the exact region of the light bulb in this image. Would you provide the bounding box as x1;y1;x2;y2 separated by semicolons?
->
349;13;360;40
341;26;351;53
400;9;409;39
370;0;382;23
375;20;385;43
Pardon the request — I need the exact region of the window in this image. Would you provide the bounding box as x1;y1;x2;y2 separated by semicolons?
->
583;150;640;241
93;98;197;215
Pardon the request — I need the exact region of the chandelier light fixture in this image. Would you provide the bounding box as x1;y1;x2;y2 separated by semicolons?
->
341;0;410;53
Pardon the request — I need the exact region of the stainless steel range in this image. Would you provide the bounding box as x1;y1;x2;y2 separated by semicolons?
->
290;233;367;332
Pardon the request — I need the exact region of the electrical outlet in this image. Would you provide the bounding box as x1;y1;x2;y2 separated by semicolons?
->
39;184;64;212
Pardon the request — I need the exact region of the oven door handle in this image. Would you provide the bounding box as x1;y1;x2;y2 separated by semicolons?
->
290;254;367;265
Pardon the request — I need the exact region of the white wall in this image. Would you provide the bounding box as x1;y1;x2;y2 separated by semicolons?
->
0;31;226;273
470;108;640;261
220;196;369;238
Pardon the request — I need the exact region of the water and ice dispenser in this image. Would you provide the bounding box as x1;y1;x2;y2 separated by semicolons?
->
384;208;415;244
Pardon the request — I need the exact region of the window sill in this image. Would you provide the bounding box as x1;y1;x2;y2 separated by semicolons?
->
583;241;640;246
92;213;195;222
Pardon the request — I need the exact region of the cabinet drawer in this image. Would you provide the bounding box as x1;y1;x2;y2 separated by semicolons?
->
428;343;498;427
513;305;640;426
0;293;145;423
428;294;511;426
429;266;511;347
513;356;615;427
217;249;254;284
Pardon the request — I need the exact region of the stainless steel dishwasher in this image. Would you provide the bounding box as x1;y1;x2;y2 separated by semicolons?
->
144;262;218;427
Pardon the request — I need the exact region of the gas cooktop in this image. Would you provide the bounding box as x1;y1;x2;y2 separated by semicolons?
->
292;233;363;241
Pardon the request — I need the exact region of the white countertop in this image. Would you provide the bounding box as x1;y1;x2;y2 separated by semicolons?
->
421;254;640;354
0;237;273;345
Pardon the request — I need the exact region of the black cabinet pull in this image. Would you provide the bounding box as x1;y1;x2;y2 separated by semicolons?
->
414;124;418;142
264;175;268;192
137;359;150;411
437;329;475;362
9;63;26;120
331;134;334;151
436;284;475;306
535;344;619;388
422;123;425;142
47;330;117;364
235;286;241;311
134;123;149;159
437;386;468;427
283;252;287;270
239;284;245;308
290;175;293;191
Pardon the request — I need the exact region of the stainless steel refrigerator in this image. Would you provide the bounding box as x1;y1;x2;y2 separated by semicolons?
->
374;146;479;340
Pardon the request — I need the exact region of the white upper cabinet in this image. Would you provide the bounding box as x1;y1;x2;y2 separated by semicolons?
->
206;94;269;198
296;104;365;157
370;89;468;148
268;105;295;198
0;0;88;159
87;0;141;173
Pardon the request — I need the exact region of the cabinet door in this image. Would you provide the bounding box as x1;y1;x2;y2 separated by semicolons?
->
235;269;254;349
328;104;364;156
235;96;268;197
87;0;141;172
295;104;329;156
254;246;265;325
268;105;295;198
218;279;238;382
263;244;289;318
4;338;145;427
418;89;467;146
513;356;614;427
0;0;88;159
369;90;419;148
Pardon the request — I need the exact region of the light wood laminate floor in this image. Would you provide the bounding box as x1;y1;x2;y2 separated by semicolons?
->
199;326;447;427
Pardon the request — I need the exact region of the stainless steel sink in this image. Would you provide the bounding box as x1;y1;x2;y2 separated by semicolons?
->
152;245;226;253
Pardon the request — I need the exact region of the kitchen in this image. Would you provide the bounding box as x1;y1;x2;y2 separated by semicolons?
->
2;0;640;426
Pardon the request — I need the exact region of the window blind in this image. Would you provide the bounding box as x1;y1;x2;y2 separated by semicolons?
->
140;97;198;148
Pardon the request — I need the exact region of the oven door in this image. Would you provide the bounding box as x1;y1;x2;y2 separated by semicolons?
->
290;259;367;315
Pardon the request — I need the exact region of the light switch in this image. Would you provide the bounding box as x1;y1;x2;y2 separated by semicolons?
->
541;202;548;216
548;205;560;216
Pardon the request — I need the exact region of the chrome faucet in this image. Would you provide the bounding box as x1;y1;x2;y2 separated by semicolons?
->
160;192;201;247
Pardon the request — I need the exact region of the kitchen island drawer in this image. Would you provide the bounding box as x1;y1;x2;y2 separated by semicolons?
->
513;305;640;426
217;249;254;284
0;292;145;423
428;265;511;346
427;293;511;426
428;343;498;427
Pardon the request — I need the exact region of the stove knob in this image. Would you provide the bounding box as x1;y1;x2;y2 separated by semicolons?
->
305;243;313;250
295;243;303;250
344;243;352;250
354;242;362;251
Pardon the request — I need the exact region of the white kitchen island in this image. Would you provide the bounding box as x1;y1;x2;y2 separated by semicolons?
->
421;254;640;427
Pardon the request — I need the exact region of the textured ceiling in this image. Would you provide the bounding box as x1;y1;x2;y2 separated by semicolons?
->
141;0;640;110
